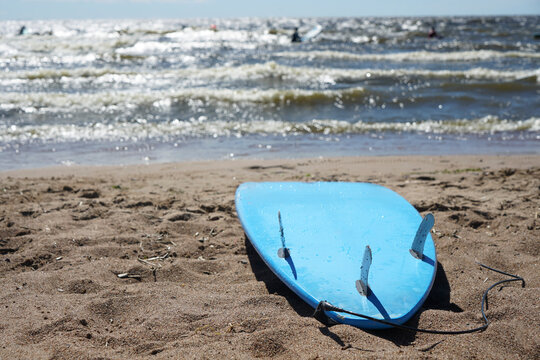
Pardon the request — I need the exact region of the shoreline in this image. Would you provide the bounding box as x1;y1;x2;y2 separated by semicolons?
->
1;154;538;359
2;131;539;172
2;153;539;178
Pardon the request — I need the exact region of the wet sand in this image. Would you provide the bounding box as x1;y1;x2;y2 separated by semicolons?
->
0;155;538;359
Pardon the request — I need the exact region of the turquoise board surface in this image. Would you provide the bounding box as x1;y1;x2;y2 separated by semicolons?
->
235;182;437;329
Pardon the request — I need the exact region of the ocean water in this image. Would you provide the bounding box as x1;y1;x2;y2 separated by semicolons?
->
0;16;539;170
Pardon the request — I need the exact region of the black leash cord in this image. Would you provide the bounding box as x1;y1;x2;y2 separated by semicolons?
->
314;262;525;334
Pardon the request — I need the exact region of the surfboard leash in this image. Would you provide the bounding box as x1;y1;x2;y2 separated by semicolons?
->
313;262;525;335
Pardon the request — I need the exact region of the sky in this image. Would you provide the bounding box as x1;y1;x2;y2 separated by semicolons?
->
2;0;539;20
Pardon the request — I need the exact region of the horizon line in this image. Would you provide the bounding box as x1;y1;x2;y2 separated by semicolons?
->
3;13;539;22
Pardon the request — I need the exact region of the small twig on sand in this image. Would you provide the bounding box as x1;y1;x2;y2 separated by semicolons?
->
418;340;444;352
20;225;38;231
137;253;169;267
137;258;158;267
116;273;142;280
146;253;169;261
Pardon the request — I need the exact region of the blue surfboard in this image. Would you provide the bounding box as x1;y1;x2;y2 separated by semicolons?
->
235;182;437;329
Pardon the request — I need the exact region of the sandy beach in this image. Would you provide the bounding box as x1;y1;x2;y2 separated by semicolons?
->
0;154;538;359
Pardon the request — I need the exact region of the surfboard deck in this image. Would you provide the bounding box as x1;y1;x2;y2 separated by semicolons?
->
301;25;322;42
235;182;437;329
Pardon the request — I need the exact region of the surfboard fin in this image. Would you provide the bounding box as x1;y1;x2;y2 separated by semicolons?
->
410;213;435;260
277;211;290;258
356;245;372;296
278;247;290;258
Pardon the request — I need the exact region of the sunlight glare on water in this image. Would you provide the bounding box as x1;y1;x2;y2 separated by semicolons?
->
0;16;538;169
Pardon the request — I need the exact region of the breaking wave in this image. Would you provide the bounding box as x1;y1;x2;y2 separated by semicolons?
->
2;116;538;143
0;87;366;112
276;50;540;62
4;62;537;84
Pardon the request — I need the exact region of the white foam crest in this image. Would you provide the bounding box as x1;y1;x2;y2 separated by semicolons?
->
116;40;257;54
115;41;179;55
0;43;18;56
346;116;540;133
0;87;365;111
17;54;98;67
4;62;535;85
210;62;537;82
3;35;123;57
276;50;540;62
115;28;267;55
166;28;250;42
164;28;284;46
1;116;538;143
0;67;136;80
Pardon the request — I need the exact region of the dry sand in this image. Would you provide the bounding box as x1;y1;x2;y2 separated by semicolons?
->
0;155;538;359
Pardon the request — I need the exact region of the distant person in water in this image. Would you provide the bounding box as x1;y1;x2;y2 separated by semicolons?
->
18;25;27;35
428;26;438;38
291;27;301;43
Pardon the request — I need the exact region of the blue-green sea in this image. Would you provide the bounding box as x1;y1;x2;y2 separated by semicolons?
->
1;16;538;169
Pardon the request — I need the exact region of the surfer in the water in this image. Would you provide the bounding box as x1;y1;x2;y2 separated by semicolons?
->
428;26;439;38
291;27;301;43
